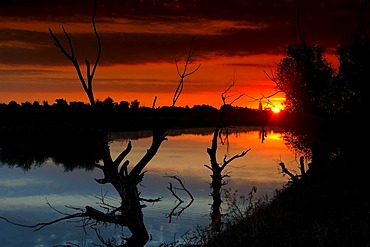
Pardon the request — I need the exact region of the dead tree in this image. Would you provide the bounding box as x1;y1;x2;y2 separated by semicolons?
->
46;1;201;246
48;1;100;106
277;155;307;184
204;77;250;231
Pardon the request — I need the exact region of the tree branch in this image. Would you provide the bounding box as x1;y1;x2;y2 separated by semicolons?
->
221;148;251;171
48;0;100;105
173;47;201;107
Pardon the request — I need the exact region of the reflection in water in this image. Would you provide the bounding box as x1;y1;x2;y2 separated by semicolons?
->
0;127;296;246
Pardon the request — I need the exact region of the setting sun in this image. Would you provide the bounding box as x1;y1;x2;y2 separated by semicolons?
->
272;106;281;113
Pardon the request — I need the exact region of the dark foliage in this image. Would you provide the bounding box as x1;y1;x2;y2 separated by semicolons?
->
0;101;280;146
201;22;370;247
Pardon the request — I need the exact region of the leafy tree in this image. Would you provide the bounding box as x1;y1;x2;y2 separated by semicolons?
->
119;100;130;110
54;98;68;107
130;99;140;109
273;42;336;117
267;41;336;166
269;34;369;167
103;96;115;109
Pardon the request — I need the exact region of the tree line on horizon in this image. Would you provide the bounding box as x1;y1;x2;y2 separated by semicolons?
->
0;96;281;133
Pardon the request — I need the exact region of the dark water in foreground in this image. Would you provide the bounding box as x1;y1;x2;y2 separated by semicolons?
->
0;127;297;246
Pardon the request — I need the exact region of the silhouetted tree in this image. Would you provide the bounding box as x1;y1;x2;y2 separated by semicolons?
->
266;0;369;172
266;41;338;167
205;78;250;232
103;96;115;110
272;42;336;116
130;99;140;109
46;1;201;245
118;100;130;110
54;98;68;108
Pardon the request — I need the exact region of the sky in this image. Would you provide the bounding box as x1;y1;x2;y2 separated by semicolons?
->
0;0;367;108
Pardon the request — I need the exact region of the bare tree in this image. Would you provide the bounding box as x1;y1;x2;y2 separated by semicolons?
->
204;76;250;231
49;1;100;106
276;155;307;184
23;1;201;246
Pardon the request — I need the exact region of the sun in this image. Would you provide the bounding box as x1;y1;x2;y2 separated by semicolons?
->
271;106;281;113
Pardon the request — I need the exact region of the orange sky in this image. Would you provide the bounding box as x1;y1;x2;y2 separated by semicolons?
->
0;0;362;109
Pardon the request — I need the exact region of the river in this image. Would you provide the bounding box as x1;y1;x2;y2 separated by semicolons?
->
0;126;299;246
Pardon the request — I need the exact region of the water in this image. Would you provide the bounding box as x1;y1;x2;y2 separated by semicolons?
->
0;127;298;246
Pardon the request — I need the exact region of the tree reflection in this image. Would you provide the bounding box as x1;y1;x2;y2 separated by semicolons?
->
0;132;100;171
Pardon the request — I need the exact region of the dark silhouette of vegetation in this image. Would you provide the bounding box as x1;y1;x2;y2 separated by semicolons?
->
0;99;280;156
194;2;370;246
0;98;276;128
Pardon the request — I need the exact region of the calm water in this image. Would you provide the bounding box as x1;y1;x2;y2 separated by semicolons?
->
0;127;298;246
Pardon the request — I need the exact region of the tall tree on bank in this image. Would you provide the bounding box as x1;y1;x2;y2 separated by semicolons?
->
266;0;369;170
47;1;200;246
266;41;336;167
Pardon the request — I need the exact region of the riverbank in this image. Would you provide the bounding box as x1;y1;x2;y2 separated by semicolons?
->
197;152;369;247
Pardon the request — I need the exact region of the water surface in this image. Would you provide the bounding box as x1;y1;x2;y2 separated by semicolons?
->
0;127;297;246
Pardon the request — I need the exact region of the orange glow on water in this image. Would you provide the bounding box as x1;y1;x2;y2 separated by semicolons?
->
110;127;297;187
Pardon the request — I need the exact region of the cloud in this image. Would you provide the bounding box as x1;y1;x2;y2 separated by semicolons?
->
0;0;366;67
0;69;60;75
0;0;366;106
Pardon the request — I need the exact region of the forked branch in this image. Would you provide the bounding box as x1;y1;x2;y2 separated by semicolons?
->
165;175;194;223
48;0;101;105
173;47;201;106
221;71;245;106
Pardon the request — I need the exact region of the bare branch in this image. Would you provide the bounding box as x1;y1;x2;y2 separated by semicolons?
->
129;130;168;178
167;182;184;203
204;164;213;171
173;47;201;107
278;162;299;183
0;213;84;232
139;197;162;203
165;175;194;223
165;175;194;201
90;0;101;82
221;148;251;171
113;141;132;168
48;0;100;105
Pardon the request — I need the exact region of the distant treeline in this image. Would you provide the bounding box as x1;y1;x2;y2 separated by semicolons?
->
0;97;284;133
0;97;284;168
